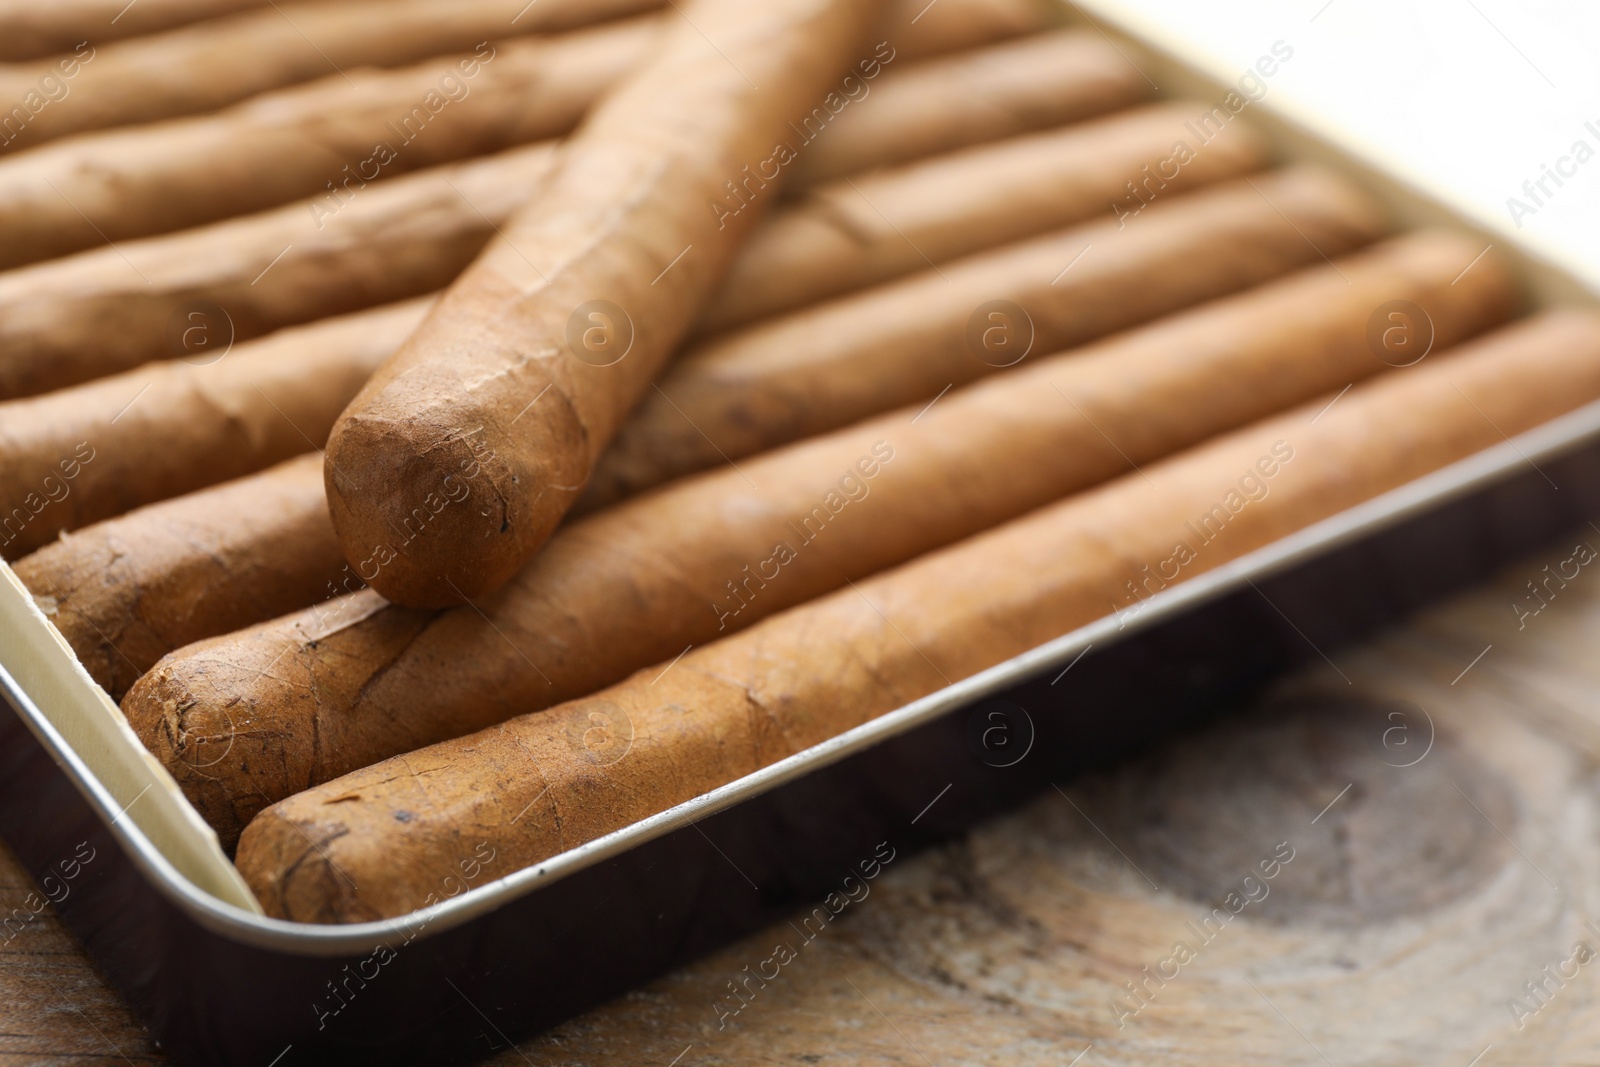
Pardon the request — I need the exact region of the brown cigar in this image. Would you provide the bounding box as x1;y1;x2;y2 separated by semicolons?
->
0;0;662;153
878;0;1051;59
0;299;429;559
788;27;1150;186
0;0;264;62
123;229;1513;849
0;135;547;397
582;165;1377;510
701;98;1260;334
15;455;338;700
234;307;1600;922
0;0;1047;270
322;0;888;608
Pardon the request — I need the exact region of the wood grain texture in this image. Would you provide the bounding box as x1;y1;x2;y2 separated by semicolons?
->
8;528;1600;1061
0;838;160;1063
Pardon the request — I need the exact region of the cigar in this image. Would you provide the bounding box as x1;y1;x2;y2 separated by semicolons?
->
788;27;1150;186
322;0;889;607
0;299;430;559
122;229;1514;848
0;40;1149;399
0;136;549;398
582;165;1379;510
0;0;1047;270
0;0;662;153
0;0;263;62
701;98;1261;334
16;455;338;700
233;307;1600;921
879;0;1052;59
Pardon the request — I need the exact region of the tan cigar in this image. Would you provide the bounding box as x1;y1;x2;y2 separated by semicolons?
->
880;0;1052;59
0;0;663;153
0;0;264;62
323;0;887;608
0;299;429;559
583;165;1376;510
703;97;1262;333
15;455;339;700
788;27;1152;186
0;137;548;398
124;229;1514;849
233;307;1600;922
0;0;1047;270
0;47;1151;399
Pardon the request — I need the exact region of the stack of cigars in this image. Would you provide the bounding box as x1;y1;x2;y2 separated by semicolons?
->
1;0;1595;926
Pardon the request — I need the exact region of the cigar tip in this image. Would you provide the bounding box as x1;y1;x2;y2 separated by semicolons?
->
326;415;518;607
121;663;189;770
122;658;251;850
323;402;573;609
238;808;373;923
124;630;329;852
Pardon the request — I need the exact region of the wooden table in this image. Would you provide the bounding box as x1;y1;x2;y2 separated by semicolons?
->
8;530;1600;1065
0;845;160;1063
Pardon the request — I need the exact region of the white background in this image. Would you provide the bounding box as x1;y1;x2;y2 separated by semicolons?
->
1077;0;1600;281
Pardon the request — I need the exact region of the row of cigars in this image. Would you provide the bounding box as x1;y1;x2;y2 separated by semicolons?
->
0;0;1593;924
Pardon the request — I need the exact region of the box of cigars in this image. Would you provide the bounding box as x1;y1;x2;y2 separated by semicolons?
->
2;0;1598;1061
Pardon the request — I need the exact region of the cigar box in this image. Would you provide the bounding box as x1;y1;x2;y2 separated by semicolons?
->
2;6;1598;1065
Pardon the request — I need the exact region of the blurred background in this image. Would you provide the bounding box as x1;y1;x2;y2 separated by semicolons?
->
1098;0;1600;281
